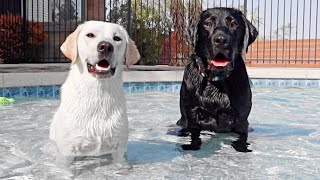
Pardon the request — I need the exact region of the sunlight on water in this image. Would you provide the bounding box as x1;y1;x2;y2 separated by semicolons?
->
0;87;319;179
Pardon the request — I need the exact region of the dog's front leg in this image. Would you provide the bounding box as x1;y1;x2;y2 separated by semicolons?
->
112;150;129;167
181;106;202;151
232;120;251;152
181;128;202;151
231;132;251;152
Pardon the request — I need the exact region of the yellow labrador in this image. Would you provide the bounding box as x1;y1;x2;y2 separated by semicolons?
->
49;21;140;163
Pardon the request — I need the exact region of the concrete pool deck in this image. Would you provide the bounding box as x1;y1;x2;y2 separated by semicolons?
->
0;63;320;88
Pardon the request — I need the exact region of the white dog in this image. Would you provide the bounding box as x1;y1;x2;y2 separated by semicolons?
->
49;21;140;162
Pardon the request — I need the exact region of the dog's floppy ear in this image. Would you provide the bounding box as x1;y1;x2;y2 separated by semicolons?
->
187;18;200;48
241;15;258;60
60;25;82;63
121;28;140;67
125;38;140;67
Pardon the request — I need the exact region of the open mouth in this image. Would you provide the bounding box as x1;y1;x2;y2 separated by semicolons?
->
210;53;230;68
87;59;115;77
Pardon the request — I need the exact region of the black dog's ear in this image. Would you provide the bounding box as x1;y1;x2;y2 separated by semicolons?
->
186;18;200;48
241;15;258;60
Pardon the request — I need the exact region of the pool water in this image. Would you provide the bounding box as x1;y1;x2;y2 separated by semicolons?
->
0;87;319;179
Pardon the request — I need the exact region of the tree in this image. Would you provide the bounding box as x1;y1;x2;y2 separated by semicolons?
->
166;0;201;65
239;5;263;29
109;1;171;65
273;23;295;40
53;0;78;22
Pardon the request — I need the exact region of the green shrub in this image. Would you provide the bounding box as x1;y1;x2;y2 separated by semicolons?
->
0;14;47;64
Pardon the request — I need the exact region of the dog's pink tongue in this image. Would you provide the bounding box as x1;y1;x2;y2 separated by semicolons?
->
211;59;229;67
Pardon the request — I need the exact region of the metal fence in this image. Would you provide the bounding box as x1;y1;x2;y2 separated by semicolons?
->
0;0;319;67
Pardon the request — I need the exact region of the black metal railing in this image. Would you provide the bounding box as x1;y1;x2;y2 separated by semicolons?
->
0;0;319;66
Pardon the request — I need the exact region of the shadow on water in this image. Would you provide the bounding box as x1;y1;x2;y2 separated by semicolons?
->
127;140;182;164
178;133;239;158
251;123;316;138
166;126;240;158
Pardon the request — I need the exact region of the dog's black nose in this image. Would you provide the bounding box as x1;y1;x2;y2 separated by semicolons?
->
213;35;229;48
98;41;114;54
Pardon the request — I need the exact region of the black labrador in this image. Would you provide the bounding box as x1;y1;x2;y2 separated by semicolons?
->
177;7;258;152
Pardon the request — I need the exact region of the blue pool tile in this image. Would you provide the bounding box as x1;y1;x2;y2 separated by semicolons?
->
292;80;306;87
159;82;174;92
130;82;145;93
279;80;293;87
252;79;267;87
123;83;131;93
266;80;280;87
53;85;61;98
37;86;54;98
144;82;159;92
0;88;3;97
3;87;20;98
173;83;181;92
249;79;253;87
306;80;319;87
20;86;38;97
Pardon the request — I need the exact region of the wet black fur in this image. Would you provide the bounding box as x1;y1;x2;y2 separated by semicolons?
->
177;8;258;152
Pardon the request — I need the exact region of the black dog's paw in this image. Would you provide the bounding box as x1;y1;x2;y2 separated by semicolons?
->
182;137;202;151
181;144;201;151
231;140;252;152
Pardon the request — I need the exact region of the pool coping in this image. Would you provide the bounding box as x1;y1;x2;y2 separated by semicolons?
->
0;64;320;88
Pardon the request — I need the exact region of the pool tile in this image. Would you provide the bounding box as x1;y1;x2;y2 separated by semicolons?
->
38;86;54;98
0;88;3;97
249;79;253;87
144;82;159;92
53;85;61;98
159;82;174;92
123;83;131;93
3;87;20;98
20;86;38;97
252;79;267;87
173;83;181;92
266;79;280;87
279;80;293;87
306;80;319;87
292;80;306;87
130;82;145;93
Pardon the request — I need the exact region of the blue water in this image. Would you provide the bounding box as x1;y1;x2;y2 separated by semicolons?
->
0;87;319;179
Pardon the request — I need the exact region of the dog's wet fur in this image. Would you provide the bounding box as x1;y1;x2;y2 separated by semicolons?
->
177;8;258;152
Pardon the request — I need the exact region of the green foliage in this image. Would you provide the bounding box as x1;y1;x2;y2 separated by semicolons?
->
0;14;47;63
109;2;171;65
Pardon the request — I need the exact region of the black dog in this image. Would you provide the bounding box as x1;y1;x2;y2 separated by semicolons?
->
177;7;258;152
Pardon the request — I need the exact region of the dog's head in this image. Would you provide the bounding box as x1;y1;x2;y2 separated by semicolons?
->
60;21;140;79
188;8;258;80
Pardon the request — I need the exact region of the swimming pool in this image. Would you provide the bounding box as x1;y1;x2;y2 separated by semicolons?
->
0;87;319;179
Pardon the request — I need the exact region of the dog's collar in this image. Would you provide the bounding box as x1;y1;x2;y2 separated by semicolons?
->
194;55;230;81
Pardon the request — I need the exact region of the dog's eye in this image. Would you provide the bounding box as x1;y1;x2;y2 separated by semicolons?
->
113;36;122;41
204;21;213;28
86;33;95;38
230;21;239;28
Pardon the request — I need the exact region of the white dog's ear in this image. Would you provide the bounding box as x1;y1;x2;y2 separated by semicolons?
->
125;38;140;67
60;25;82;63
121;27;140;67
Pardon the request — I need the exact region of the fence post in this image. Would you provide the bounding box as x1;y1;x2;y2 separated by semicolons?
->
243;0;247;16
22;0;28;63
127;0;132;37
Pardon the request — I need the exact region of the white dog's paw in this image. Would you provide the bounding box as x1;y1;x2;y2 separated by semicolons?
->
57;138;98;156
